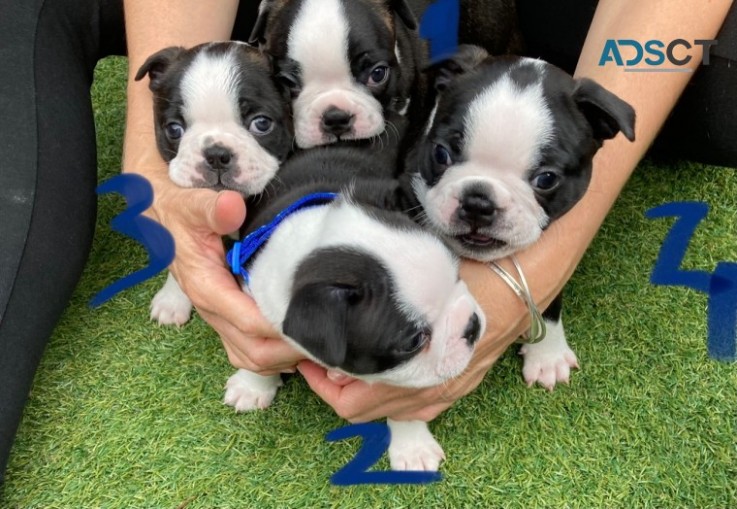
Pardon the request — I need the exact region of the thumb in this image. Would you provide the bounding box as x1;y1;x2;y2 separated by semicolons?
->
181;189;246;235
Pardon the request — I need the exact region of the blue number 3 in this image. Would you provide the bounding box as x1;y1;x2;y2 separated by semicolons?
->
327;423;442;485
91;174;175;308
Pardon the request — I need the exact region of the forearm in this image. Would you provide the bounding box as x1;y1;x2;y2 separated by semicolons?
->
550;0;734;275
465;0;732;360
122;0;240;181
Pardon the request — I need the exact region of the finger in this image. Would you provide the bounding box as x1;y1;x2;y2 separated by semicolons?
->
177;188;245;235
297;361;346;403
192;271;280;340
213;190;247;234
327;370;355;386
204;310;304;368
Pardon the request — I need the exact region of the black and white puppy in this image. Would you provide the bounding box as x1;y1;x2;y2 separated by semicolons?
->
223;143;485;471
407;46;636;389
249;0;424;148
134;42;293;326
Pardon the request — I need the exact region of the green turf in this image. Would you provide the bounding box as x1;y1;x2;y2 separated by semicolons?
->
1;56;735;509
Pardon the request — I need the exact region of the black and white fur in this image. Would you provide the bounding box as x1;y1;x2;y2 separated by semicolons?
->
406;46;636;389
249;0;424;148
134;42;293;326
223;142;485;471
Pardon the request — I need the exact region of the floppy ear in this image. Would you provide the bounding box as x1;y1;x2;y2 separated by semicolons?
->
387;0;418;30
248;0;276;45
134;46;186;91
430;44;489;91
573;78;636;142
282;283;362;368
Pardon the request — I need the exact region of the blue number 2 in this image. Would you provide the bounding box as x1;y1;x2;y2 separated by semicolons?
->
326;423;442;485
647;201;737;361
91;174;175;308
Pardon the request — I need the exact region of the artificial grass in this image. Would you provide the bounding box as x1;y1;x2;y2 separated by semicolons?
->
1;56;735;509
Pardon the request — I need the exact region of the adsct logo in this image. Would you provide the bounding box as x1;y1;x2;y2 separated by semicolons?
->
599;39;718;72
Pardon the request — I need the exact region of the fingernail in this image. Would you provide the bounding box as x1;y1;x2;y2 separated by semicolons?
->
327;370;347;382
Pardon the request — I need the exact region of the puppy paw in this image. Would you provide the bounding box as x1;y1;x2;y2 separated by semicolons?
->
223;370;283;412
150;273;192;326
520;319;578;391
387;420;445;471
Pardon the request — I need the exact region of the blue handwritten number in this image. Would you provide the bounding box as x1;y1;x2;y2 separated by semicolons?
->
91;174;175;308
647;201;737;361
419;0;460;65
326;423;442;485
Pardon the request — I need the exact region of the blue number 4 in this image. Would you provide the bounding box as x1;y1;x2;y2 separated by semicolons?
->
327;423;442;485
647;201;737;361
91;174;175;308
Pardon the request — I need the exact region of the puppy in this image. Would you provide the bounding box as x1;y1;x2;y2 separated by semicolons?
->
134;42;293;326
406;46;636;389
223;142;485;471
248;0;425;148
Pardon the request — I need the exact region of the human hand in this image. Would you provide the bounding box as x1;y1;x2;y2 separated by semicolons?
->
142;171;305;375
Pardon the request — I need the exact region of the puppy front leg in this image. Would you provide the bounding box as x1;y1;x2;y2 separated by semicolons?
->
224;369;283;411
519;293;579;390
520;317;579;390
150;271;193;326
387;419;445;471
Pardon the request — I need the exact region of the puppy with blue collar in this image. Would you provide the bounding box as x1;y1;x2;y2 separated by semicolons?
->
223;139;485;471
248;0;425;148
406;45;636;389
134;41;293;326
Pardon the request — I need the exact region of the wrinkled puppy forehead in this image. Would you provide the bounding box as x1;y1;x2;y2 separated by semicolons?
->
265;0;396;58
434;57;557;172
189;42;273;82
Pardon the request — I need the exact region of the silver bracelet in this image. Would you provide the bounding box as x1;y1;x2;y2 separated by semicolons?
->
488;255;547;344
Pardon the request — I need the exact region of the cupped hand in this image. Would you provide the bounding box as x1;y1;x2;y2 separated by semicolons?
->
145;172;305;375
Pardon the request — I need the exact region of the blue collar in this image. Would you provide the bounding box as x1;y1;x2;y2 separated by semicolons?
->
226;192;339;285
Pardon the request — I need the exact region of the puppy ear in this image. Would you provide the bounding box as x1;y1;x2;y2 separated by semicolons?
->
387;0;418;30
249;0;276;45
430;44;489;91
573;78;636;142
282;283;362;368
134;46;186;91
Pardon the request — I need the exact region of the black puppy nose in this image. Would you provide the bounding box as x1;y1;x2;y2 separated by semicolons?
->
464;313;481;346
321;107;354;137
203;145;234;171
458;190;497;228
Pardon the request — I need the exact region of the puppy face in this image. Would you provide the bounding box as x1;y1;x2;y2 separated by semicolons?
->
410;51;636;261
250;0;418;149
248;201;484;388
135;42;293;196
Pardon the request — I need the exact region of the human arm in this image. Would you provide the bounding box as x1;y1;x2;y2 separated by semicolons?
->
298;0;734;422
122;0;304;374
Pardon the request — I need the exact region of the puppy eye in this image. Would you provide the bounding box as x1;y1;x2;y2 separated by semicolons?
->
433;144;452;166
531;171;560;191
249;115;274;135
165;122;184;140
367;64;390;86
402;330;430;354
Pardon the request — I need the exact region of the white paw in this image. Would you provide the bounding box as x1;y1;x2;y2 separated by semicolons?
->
387;420;445;471
520;319;579;391
223;370;282;412
150;272;192;326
